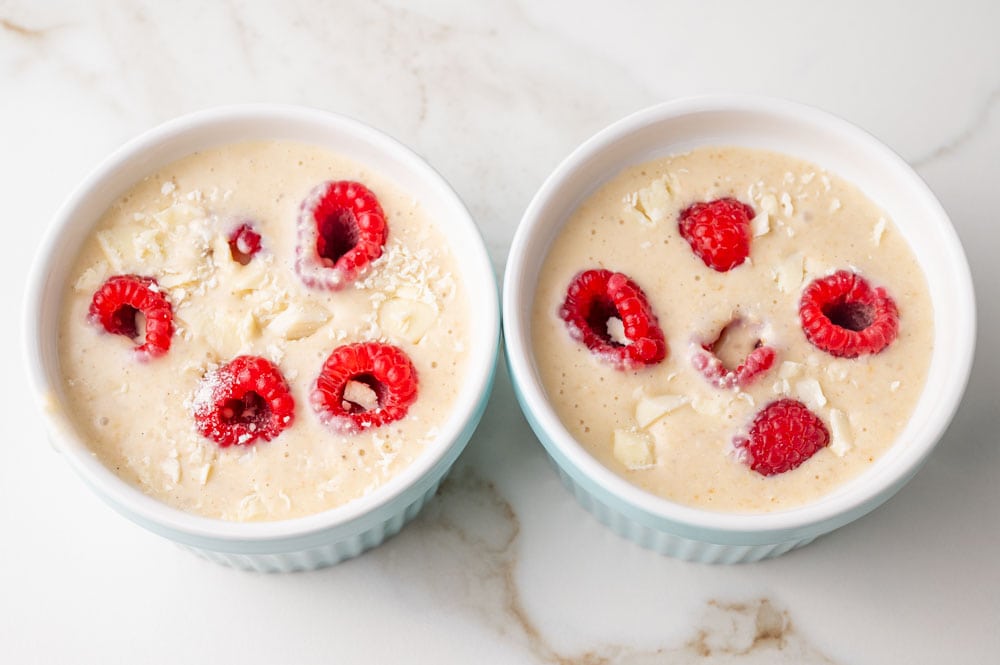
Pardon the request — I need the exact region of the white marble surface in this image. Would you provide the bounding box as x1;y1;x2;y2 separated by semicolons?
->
2;1;998;662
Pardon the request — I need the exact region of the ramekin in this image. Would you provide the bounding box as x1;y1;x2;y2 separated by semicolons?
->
503;95;975;563
25;105;499;572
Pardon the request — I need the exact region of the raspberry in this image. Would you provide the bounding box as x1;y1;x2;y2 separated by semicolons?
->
192;355;295;447
799;271;899;358
678;198;755;271
295;181;388;290
559;269;667;370
88;274;173;359
311;342;418;433
735;399;830;476
228;222;262;265
692;333;775;390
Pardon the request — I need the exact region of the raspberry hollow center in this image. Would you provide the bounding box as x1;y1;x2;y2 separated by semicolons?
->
87;274;173;359
316;208;359;267
823;301;874;332
342;374;383;413
691;317;776;389
310;341;419;433
584;297;624;347
559;269;667;370
110;305;142;339
228;223;262;265
708;318;760;370
220;391;268;430
295;181;388;290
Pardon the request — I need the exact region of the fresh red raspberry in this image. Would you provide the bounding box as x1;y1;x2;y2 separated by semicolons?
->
228;222;262;265
88;274;173;359
559;269;667;370
799;271;899;358
295;181;388;290
735;399;830;476
192;355;295;447
678;197;755;271
692;343;775;390
311;342;418;433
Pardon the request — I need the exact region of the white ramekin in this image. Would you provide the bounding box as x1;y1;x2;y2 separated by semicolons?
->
25;105;499;572
503;95;976;564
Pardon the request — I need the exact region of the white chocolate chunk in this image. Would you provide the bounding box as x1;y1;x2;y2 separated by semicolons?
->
197;463;212;486
157;271;194;289
212;234;235;266
237;311;260;344
759;194;779;215
267;303;331;340
751;211;770;237
796;378;828;409
161;457;181;485
638;177;674;223
238;493;264;520
378;297;437;344
779;361;804;379
691;395;722;416
152;201;204;228
635;393;689;428
829;198;842;213
74;265;105;293
873;217;887;246
133;227;165;261
626;175;679;226
613;429;655;470
774;253;804;293
344;380;379;411
227;258;270;294
606;317;628;345
163;248;209;288
890;380;901;392
829;408;853;457
95;230;126;272
825;361;850;382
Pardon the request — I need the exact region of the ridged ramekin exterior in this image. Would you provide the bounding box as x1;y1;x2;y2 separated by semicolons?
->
181;480;440;572
551;460;815;564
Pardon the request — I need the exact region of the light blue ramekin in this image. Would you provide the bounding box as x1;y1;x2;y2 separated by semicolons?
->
502;96;975;563
25;105;500;572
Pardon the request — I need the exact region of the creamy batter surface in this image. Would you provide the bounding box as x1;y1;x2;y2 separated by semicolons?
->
59;141;468;521
532;146;932;512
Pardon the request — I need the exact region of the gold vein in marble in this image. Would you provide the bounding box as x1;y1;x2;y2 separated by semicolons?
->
373;466;839;664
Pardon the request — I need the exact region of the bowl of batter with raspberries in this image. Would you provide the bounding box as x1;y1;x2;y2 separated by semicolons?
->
503;95;975;563
25;105;499;572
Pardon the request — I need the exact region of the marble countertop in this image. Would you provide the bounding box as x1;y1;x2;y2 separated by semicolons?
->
2;1;998;662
